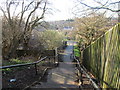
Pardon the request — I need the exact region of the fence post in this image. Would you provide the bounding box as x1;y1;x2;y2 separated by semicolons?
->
35;63;38;75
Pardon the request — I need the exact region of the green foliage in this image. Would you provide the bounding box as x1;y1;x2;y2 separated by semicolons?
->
63;39;68;41
11;59;22;64
2;68;11;72
10;58;31;64
38;61;45;65
74;45;79;49
74;52;80;57
74;45;80;57
38;30;65;50
2;58;32;73
83;23;120;88
3;58;32;67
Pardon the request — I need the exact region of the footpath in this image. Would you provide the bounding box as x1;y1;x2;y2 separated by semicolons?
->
31;41;79;89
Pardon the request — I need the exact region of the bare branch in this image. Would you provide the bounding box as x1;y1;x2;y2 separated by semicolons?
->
80;2;120;12
13;2;19;18
5;0;14;27
31;1;47;28
0;7;8;21
109;1;120;5
18;1;34;26
93;0;109;7
16;1;34;19
24;0;43;31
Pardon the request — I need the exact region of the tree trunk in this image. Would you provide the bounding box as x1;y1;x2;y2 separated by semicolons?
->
7;38;19;59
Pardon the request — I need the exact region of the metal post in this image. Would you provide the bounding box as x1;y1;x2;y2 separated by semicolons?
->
35;63;37;75
80;70;83;85
55;48;57;64
54;57;55;64
49;57;50;66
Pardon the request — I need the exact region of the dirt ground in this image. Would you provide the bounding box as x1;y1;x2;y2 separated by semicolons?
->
2;57;56;89
2;66;43;89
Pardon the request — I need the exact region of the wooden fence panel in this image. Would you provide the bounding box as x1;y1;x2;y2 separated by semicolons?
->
83;23;120;88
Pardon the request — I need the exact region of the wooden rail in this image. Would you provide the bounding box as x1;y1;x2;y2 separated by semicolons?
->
73;55;100;90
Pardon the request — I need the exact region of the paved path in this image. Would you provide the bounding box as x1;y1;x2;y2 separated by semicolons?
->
31;41;79;88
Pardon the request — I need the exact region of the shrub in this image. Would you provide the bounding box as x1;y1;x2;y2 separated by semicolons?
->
74;45;80;57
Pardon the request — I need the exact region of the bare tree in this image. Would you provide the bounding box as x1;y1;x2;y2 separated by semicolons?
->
74;0;120;22
1;0;49;59
78;0;120;12
74;12;110;46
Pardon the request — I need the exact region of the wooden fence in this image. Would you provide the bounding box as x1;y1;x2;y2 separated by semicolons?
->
83;23;120;88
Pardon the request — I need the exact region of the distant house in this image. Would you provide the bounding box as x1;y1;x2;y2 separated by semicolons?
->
34;26;46;31
48;20;74;30
63;26;73;30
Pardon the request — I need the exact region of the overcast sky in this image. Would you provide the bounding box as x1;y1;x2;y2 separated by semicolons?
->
0;0;75;21
0;0;119;21
45;0;119;21
45;0;75;21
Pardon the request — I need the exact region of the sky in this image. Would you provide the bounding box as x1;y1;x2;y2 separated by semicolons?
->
0;0;119;21
45;0;119;21
45;0;75;21
0;0;76;21
0;0;75;21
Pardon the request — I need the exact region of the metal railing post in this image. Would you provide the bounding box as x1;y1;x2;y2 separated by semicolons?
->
74;55;100;90
80;70;83;85
49;57;50;66
35;63;37;75
54;57;55;64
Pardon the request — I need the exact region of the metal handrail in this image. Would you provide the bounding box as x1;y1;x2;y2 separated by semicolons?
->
73;55;100;90
0;56;47;69
1;47;60;75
